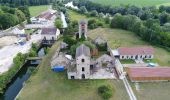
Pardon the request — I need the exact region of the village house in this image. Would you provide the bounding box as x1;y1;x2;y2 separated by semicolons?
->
127;67;170;82
41;27;60;44
118;47;154;60
31;10;56;24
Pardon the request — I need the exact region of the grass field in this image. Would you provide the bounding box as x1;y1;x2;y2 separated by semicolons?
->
90;0;170;7
17;40;129;100
130;81;170;100
87;28;170;66
29;5;49;17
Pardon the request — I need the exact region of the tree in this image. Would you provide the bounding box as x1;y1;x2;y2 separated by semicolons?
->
90;10;98;17
98;85;114;100
15;9;26;22
79;6;88;14
18;6;30;18
0;13;19;29
99;12;105;19
55;19;62;29
110;13;124;28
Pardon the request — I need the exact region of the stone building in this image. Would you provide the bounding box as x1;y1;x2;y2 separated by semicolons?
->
78;19;88;39
67;44;91;79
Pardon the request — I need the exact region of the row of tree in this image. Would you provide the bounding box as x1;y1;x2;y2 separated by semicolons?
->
0;5;30;29
0;0;55;6
74;0;170;24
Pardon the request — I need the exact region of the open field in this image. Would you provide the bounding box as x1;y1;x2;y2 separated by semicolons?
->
68;10;88;21
18;40;129;100
29;5;49;17
87;28;170;66
90;0;170;7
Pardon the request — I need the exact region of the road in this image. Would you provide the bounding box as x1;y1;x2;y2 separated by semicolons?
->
115;59;137;100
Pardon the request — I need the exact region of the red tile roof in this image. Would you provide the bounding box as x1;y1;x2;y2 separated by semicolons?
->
118;47;154;55
128;67;170;78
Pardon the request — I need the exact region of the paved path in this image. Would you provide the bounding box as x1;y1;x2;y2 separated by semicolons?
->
115;59;137;100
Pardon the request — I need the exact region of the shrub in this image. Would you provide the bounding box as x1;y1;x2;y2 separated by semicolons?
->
98;85;113;100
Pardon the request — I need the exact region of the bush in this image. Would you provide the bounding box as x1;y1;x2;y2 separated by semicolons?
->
98;85;113;100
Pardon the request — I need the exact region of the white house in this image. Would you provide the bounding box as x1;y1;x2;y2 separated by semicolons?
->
67;44;91;79
118;47;154;60
41;27;60;44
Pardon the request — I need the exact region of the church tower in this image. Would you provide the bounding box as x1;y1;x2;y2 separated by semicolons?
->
78;19;88;39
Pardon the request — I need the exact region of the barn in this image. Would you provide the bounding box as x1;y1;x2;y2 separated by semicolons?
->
127;67;170;82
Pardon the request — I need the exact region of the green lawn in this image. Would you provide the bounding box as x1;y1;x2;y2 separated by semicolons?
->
68;10;88;21
120;59;135;64
130;81;170;100
90;0;170;7
29;5;49;17
87;28;170;66
17;40;129;100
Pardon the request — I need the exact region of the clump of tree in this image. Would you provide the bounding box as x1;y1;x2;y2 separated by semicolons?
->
88;19;104;29
0;6;29;29
98;85;114;100
55;18;63;29
29;43;38;57
79;6;88;14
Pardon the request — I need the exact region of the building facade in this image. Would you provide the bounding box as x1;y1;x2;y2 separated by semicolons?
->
118;47;154;60
67;44;91;79
41;28;60;44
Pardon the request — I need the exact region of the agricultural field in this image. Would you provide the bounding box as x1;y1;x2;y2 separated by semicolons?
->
90;0;170;7
17;41;129;100
29;5;49;17
87;28;170;66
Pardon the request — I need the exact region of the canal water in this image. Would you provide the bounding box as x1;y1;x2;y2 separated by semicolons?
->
0;48;45;100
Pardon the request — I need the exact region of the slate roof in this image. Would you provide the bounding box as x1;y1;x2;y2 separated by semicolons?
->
41;28;57;35
76;44;90;57
118;47;154;55
94;36;106;45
